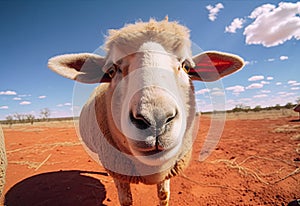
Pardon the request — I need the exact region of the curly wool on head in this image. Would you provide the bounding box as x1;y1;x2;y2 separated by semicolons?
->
105;18;192;60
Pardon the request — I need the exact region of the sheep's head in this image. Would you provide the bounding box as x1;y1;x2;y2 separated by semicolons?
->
48;19;244;167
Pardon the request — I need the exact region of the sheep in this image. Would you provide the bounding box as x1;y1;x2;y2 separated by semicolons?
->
48;18;244;206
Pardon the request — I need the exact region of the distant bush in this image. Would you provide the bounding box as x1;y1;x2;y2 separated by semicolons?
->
228;103;297;113
253;105;262;112
5;116;14;127
26;114;35;125
284;102;294;109
40;108;51;121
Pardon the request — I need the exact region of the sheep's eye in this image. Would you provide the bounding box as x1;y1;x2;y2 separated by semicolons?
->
107;64;118;78
182;60;191;73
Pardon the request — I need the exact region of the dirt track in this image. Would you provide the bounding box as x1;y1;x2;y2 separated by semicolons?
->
1;113;300;205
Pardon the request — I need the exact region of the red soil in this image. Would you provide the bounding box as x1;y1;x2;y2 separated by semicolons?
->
1;115;300;206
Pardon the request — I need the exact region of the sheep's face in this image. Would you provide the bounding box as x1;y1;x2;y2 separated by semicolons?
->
48;19;244;169
106;42;195;166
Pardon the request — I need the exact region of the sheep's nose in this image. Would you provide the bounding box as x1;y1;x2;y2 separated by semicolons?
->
130;111;151;130
130;107;178;131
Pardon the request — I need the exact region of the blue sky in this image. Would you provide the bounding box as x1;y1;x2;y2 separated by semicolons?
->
0;0;300;119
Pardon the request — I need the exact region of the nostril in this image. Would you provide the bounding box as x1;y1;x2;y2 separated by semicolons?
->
165;110;178;125
130;111;151;130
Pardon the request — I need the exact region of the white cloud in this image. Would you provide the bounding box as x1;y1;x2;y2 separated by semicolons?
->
267;58;275;62
244;60;258;66
206;3;224;21
248;75;264;81
248;4;276;19
57;102;72;107
225;18;245;33
278;92;295;97
239;98;252;102
244;2;300;47
291;87;300;90
280;55;289;60
19;101;31;105
225;85;245;93
288;80;297;84
261;90;271;93
254;94;268;98
261;81;270;85
13;97;21;100
196;98;213;112
18;94;31;97
0;106;8;109
0;90;17;95
246;83;264;89
276;82;282;85
50;110;73;118
211;91;225;96
196;88;210;95
267;76;274;80
38;95;46;99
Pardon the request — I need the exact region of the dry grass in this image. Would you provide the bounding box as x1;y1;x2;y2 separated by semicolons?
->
273;125;300;134
224;109;297;120
34;154;52;171
9;160;42;169
1;120;76;130
8;142;81;170
7;142;81;154
291;134;300;141
181;173;242;194
296;143;300;154
210;156;300;185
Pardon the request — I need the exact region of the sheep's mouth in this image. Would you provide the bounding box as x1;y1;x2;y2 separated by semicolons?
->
138;147;165;156
129;138;182;166
132;145;166;156
131;139;177;157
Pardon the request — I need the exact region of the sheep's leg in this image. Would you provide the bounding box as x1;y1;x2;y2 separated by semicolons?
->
114;178;133;206
157;179;170;206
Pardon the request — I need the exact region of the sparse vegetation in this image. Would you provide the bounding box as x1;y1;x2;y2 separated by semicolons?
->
14;113;25;123
273;125;300;134
228;103;297;113
5;116;13;128
3;113;36;126
0;116;75;125
291;134;300;141
284;102;294;109
231;104;250;113
40;108;50;121
253;105;262;112
26;114;35;125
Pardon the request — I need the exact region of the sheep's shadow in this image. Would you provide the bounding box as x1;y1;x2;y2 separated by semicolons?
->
4;170;108;206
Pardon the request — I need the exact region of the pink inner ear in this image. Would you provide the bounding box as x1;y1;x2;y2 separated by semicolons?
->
195;56;234;74
65;59;86;72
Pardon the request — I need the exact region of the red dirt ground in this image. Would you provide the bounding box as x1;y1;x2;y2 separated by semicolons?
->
1;114;300;206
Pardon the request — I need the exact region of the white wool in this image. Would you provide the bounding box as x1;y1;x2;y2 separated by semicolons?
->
104;18;193;69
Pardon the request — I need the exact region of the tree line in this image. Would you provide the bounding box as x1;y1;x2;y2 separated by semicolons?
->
228;102;297;113
3;108;50;126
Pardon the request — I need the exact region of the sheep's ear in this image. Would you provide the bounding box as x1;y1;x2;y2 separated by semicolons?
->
189;51;244;82
48;53;111;83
